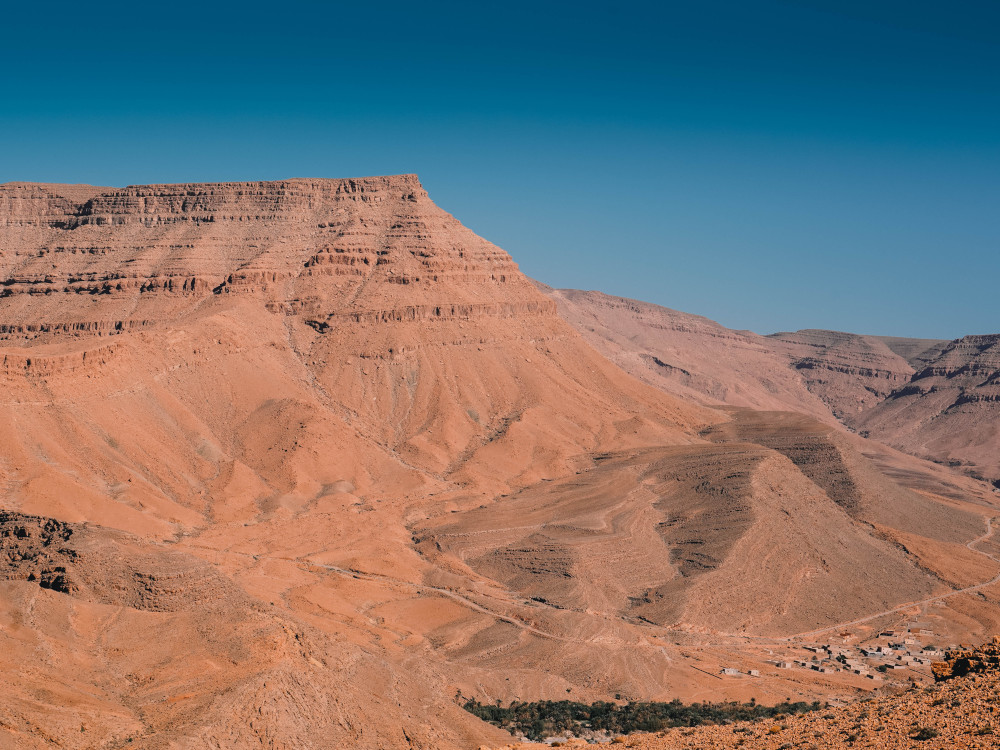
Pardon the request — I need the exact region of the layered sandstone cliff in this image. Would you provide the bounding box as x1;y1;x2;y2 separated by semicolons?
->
852;334;1000;485
766;329;923;418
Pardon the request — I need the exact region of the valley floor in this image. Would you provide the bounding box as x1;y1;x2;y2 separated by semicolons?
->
493;642;1000;749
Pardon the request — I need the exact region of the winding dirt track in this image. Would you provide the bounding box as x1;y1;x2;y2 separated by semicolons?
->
307;561;579;643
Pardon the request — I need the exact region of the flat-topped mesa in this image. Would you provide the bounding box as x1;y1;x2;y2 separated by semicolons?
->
70;176;428;226
0;175;555;343
910;334;1000;381
0;183;109;227
0;176;426;228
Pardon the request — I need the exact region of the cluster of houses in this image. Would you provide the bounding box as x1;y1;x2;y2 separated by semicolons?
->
720;624;947;682
720;667;760;677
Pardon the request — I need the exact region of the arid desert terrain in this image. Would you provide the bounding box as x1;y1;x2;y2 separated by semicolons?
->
0;176;998;748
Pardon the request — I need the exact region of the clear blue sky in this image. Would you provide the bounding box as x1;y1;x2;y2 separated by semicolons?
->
2;1;997;338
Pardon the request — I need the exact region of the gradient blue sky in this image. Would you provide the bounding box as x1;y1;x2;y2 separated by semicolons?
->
2;0;997;338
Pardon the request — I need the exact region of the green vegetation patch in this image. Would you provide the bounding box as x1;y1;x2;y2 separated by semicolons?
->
462;697;824;741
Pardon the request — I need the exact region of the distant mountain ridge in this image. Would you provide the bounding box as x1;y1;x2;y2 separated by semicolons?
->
853;333;1000;487
541;285;999;485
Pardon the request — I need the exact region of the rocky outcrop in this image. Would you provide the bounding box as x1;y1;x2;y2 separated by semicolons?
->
0;511;77;593
0;177;423;228
0;183;108;227
0;510;240;611
933;637;1000;681
0;319;155;338
310;300;557;328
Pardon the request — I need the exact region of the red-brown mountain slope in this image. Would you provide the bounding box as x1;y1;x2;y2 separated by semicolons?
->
0;178;996;747
0;176;715;746
542;286;998;485
538;286;836;420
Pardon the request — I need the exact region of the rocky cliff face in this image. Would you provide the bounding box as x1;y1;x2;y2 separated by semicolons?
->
1;177;707;485
852;334;1000;484
0;176;546;341
933;636;1000;680
766;329;921;418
